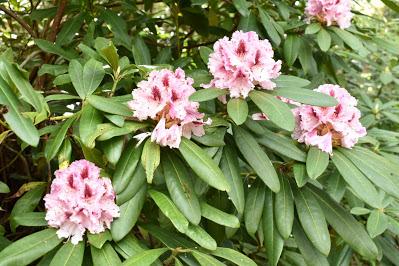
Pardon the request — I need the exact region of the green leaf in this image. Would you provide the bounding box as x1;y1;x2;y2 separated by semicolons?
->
209;247;257;266
45;117;75;161
201;202;240;228
192;251;224;266
199;46;213;65
116;165;146;205
184;224;217;250
113;141;143;194
163;152;201;224
132;36;151;65
380;0;399;12
263;189;284;266
227;98;248;125
91;243;121;266
35;39;78;60
339;147;399;199
350;207;371;215
83;59;105;97
249;90;295;131
271;88;338;107
0;181;10;194
50;241;84;266
308;185;378;259
220;145;245;215
79;104;102;147
0;229;62;266
100;9;131;48
274;75;311;88
95;38;120;71
97;121;147;141
305;23;321;34
87;95;132;116
189;88;227;102
375;236;399;266
283;35;301;66
292;220;329;266
244;180;266;236
331;150;380;208
111;186;147;242
274;176;294;239
306;147;329;179
258;8;281;45
317;28;331;52
142;224;197;249
141;139;160;184
88;230;112;249
179;138;229;191
292;185;330;255
238;11;260;32
122;248;168;266
366;210;388;238
56;13;84;46
0;76;39;146
102;137;124;166
293;163;309;187
331;27;367;55
114;234;149;259
232;0;250;16
298;41;317;75
234;126;279;192
148;190;189;233
13;212;47;227
257;128;306;162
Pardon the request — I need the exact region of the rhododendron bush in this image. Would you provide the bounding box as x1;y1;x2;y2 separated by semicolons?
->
1;0;399;265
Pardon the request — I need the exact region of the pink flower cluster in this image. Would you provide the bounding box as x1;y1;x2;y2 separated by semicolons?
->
128;68;210;148
204;31;281;99
292;84;366;153
44;160;119;244
305;0;353;29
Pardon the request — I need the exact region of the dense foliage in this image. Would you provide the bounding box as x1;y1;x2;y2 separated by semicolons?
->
1;0;399;265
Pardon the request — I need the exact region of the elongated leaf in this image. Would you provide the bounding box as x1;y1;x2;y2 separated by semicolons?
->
189;88;227;102
234;126;279;192
375;236;399;265
149;190;189;233
0;181;10;194
97;121;147;141
227;98;248;125
380;0;399;12
35;39;78;60
79;104;102;147
163;152;201;224
257;128;306;162
132;36;151;65
192;251;224;266
201;202;239;228
142;224;197;249
102;137;124;166
91;243;121;266
113;141;143;194
272;88;338;107
274;75;311;88
88;230;112;249
82;59;105;97
56;14;84;46
331;150;379;208
258;8;281;45
331;27;367;55
50;241;84;266
220;145;245;215
292;185;330;255
366;210;388;238
141;139;160;184
45;117;75;160
0;76;39;146
199;46;213;64
111;186;147;241
284;35;300;66
123;248;168;266
232;0;250;16
308;185;378;259
87;95;132;116
305;23;321;34
274;176;294;239
292;220;329;266
13;212;46;227
317;28;331;52
249;90;295;131
306;147;329;179
179;138;229;191
293;163;309;187
244;180;266;236
116;165;146;205
263;189;284;266
184;224;217;250
0;229;62;266
209;247;257;266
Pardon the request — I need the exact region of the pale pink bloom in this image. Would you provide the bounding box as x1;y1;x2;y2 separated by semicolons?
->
44;160;119;244
305;0;353;29
129;68;210;148
204;31;281;99
292;84;366;153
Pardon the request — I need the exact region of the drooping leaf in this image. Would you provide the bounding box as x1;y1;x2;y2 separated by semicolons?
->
366;210;388;238
49;241;84;266
132;36;151;65
189;88;227;102
122;248;168;266
274;176;294;239
306;147;329;179
91;243;122;266
88;230;112;249
45;117;76;161
116;165;146;205
79;104;102;147
184;224;217;250
200;202;240;228
271;88;338;107
141;139;160;184
87;95;132;116
244;180;266;236
191;251;224;266
227;98;248;125
209;247;257;266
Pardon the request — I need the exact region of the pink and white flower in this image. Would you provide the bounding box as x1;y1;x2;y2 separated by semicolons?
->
305;0;353;29
44;160;120;244
204;31;281;99
292;84;366;153
128;68;210;148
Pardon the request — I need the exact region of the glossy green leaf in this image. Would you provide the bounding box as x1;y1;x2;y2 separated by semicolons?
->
91;243;121;266
274;176;294;239
293;163;309;187
271;88;338;107
227;98;248;125
35;39;78;60
132;36;151;65
184;224;217;250
0;229;62;266
101;137;124;166
274;75;311;88
331;27;367;55
306;147;329;179
179;138;229;191
45;117;75;160
87;95;132;116
234;126;280;192
192;251;224;266
258;8;281;45
116;165;146;205
141;139;160;184
163;152;201;224
50;241;84;266
122;248;168;266
189;88;227;102
209;247;257;266
56;14;84;46
13;212;46;227
366;210;388;238
201;202;240;228
317;28;331;52
284;35;301;66
305;23;321;34
141;224;197;250
88;230;112;249
244;180;266;236
249;90;295;131
79;104;102;147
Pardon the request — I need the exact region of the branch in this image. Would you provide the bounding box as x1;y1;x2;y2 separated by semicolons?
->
48;0;68;42
0;5;37;38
